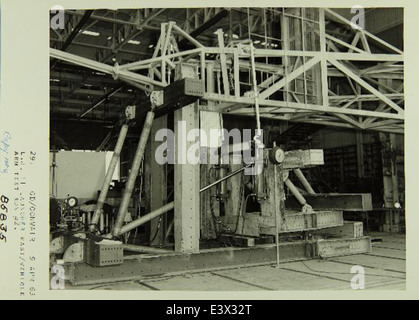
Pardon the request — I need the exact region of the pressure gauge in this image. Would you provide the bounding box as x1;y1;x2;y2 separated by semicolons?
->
269;147;285;165
66;197;78;208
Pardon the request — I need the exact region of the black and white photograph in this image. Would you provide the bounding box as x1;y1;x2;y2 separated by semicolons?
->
47;6;406;291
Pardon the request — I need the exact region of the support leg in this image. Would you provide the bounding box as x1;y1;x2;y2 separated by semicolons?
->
113;111;155;237
90;124;129;232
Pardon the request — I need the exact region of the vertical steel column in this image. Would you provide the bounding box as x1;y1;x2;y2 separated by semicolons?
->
90;124;129;232
250;44;262;134
319;9;330;108
390;134;400;205
273;142;282;268
173;63;200;253
250;44;265;201
150;115;168;246
113;111;156;237
274;164;280;268
174;104;200;253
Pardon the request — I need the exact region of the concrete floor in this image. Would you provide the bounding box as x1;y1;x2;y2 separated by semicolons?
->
72;233;406;291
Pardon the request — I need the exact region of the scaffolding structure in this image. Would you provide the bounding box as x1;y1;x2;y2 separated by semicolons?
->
51;8;404;134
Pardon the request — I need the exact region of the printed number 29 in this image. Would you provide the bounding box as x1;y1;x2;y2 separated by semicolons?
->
51;265;65;290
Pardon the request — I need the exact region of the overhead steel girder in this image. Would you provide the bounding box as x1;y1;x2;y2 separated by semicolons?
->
50;86;133;100
65;10;163;31
50;8;404;133
50;48;165;89
126;77;205;121
61;10;94;52
178;9;230;50
99;9;168;64
208;94;404;121
224;111;404;135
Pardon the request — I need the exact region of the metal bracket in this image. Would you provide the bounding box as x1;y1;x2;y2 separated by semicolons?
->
150;91;164;108
125;105;136;120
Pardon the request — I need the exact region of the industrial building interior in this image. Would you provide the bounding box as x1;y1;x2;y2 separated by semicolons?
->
49;7;405;290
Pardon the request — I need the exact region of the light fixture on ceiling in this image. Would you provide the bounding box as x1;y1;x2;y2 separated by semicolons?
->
128;40;141;45
82;30;101;37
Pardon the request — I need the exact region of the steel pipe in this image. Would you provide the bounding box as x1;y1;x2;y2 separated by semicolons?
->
90;124;129;232
113;111;156;237
274;162;281;268
250;44;265;201
200;164;253;193
123;244;172;254
293;169;316;195
285;178;307;206
119;202;175;235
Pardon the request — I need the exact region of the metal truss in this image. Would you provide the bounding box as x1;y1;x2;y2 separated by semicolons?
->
50;8;404;133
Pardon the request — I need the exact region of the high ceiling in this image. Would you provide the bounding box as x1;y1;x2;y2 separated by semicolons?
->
50;8;404;150
50;8;247;124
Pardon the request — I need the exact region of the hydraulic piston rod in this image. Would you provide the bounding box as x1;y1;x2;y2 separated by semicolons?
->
119;202;175;235
113;110;155;237
285;178;308;206
293;169;316;195
90;124;129;232
200;164;253;193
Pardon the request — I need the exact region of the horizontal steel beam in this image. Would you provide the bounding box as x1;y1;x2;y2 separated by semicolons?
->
226;111;404;134
65;242;316;285
328;68;404;80
50;48;165;88
63;236;372;286
51;38;150;57
317;237;372;258
66;10;162;31
252;49;403;62
210;94;404;120
50;86;134;100
223;211;344;237
50;71;121;86
286;194;373;212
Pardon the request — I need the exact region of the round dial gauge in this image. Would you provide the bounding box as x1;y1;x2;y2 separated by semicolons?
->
67;197;78;208
270;147;285;165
